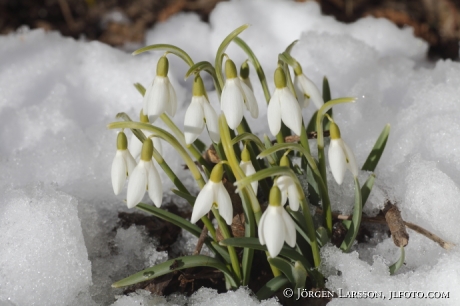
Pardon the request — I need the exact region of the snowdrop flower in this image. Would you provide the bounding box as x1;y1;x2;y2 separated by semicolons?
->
293;65;324;109
191;163;233;225
239;60;253;91
328;121;358;185
275;155;300;211
267;67;302;136
129;110;163;159
239;146;258;196
221;58;258;129
184;75;220;145
258;186;296;258
127;138;163;208
143;55;177;122
111;131;137;195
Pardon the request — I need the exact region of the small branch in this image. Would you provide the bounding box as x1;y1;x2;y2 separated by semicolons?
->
317;208;454;250
193;223;209;255
57;0;76;31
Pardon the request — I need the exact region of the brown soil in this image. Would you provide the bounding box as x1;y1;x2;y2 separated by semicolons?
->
1;0;459;60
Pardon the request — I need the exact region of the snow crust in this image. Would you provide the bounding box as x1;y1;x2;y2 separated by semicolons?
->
1;0;459;305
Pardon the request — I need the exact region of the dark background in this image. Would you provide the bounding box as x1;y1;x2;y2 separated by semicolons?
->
1;0;459;60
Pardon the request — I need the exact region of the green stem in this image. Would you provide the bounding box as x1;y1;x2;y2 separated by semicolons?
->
212;207;242;283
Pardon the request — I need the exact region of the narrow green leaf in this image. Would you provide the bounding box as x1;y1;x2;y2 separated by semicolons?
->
306;110;319;133
215;24;250;87
389;246;405;275
256;275;289;300
268;257;296;285
233;37;271;103
322;77;332;130
322;77;331;102
136;203;200;237
112;255;236;288
220;237;321;282
361;173;375;207
340;177;362;252
316;227;329;247
171;189;196;205
132;44;194;66
362;124;391;172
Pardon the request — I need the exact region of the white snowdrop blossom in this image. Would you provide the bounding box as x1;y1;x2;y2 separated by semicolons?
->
294;65;324;109
127;138;163;208
190;163;233;225
129;111;163;159
221;58;258;129
111;131;137;195
275;176;300;212
328;121;358;185
267;67;302;136
184;76;220;145
258;186;296;258
143;56;177;122
240;146;258;196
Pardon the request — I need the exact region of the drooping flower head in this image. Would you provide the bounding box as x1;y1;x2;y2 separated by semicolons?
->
258;185;296;258
190;163;233;225
111;131;137;195
267;67;302;136
275;155;300;211
239;145;258;196
239;60;253;91
127;138;163;208
129;110;163;159
293;64;324;109
184;75;220;145
143;55;177;122
328;120;358;185
221;58;258;129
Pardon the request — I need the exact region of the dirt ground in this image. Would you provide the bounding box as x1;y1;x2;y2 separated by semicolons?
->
1;0;459;60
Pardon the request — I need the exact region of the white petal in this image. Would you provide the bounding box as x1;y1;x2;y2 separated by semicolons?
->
190;182;215;224
111;151;127;195
148;76;168;120
129;134;142;159
281;208;297;247
240;81;259;118
263;206;286;257
258;209;268;246
342;140;359;177
153;137;163;156
167;78;177;117
279;88;302;136
127;161;147;208
142;81;154;116
184;98;205;145
298;74;324;109
221;79;244;129
267;92;282;136
275;176;289;205
147;161;163;207
294;76;310;109
122;149;137;176
329;139;347;185
287;183;300;211
202;99;220;143
215;182;233;225
240;161;258;196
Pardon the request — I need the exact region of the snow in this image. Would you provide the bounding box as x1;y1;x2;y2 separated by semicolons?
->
1;0;459;305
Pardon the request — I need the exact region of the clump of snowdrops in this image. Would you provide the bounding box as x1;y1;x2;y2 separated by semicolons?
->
107;25;397;298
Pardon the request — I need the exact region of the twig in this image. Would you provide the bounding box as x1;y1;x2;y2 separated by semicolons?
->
316;208;454;250
57;0;76;31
